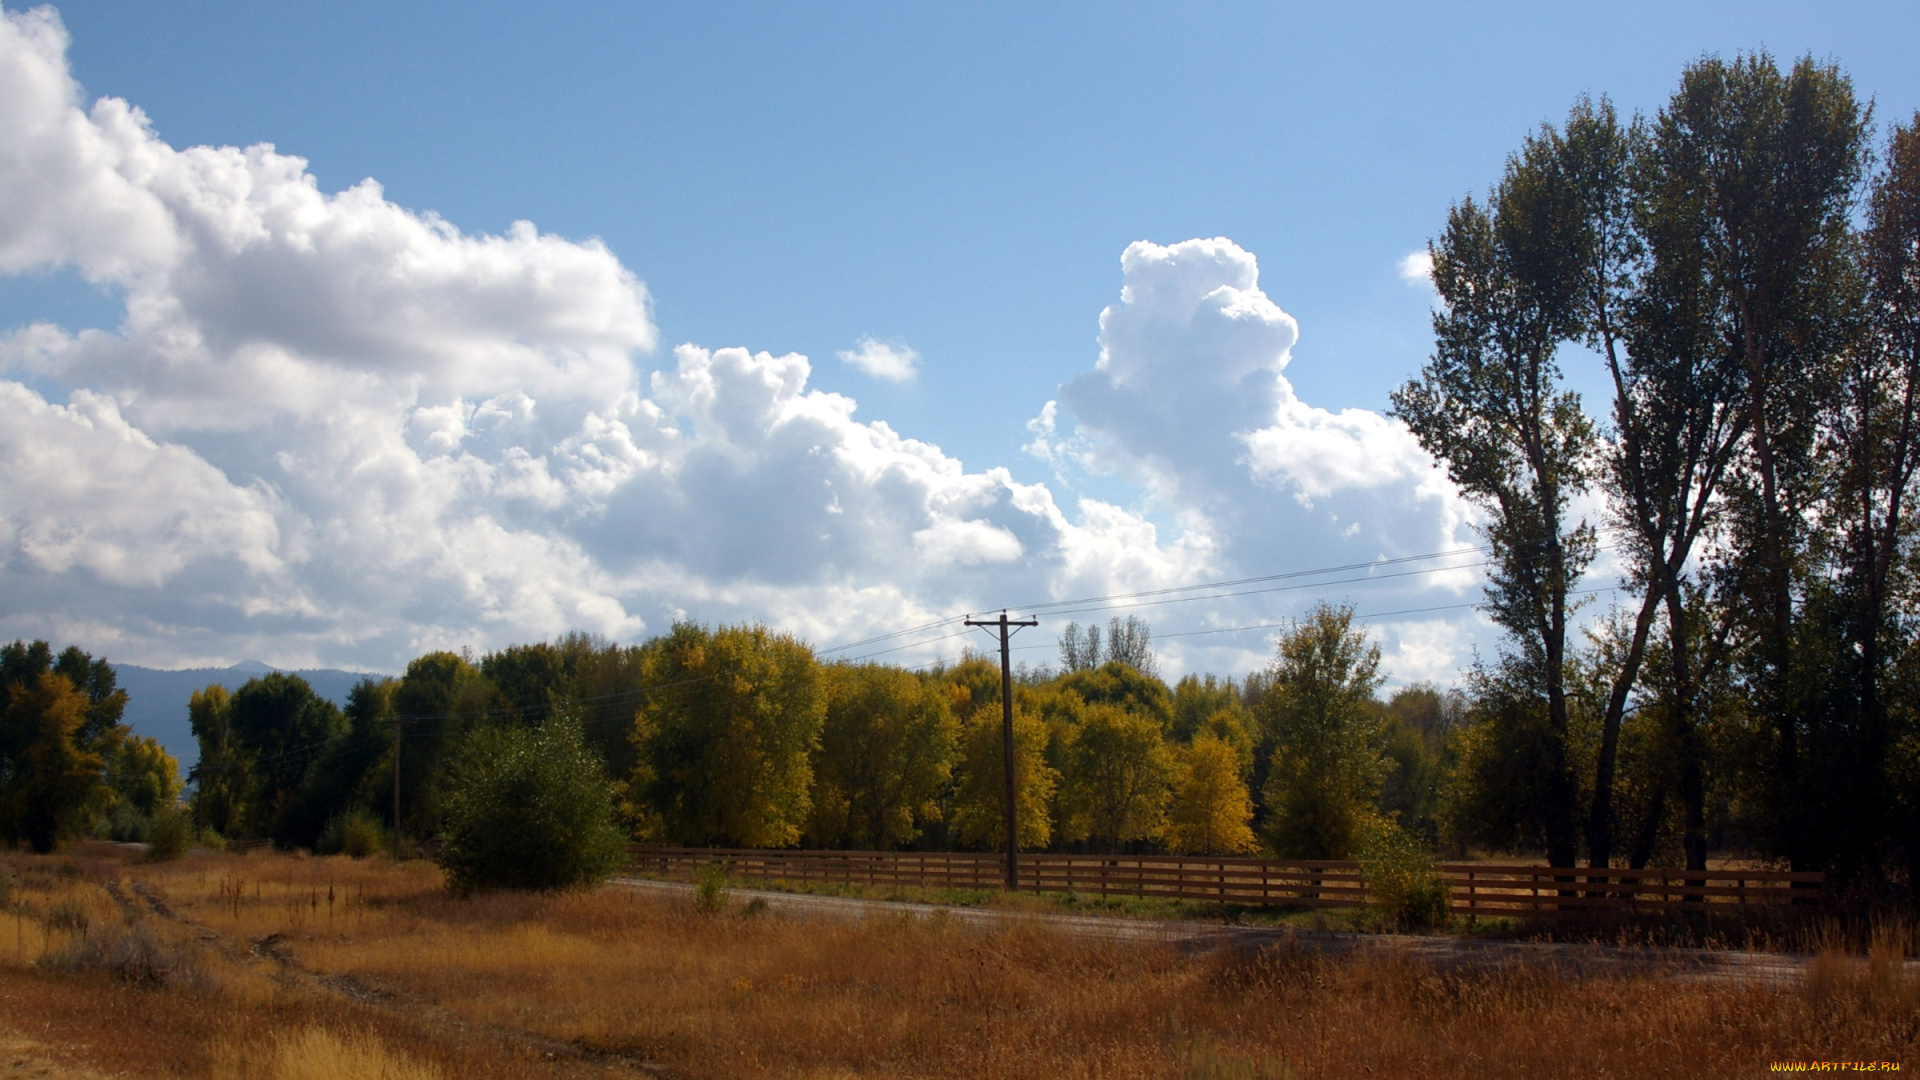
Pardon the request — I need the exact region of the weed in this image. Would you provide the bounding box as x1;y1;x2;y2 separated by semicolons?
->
43;897;89;934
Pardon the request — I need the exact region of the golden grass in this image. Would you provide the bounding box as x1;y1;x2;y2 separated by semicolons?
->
211;1027;444;1080
0;844;1915;1079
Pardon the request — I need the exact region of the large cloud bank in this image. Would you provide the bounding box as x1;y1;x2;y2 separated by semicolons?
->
0;7;1480;677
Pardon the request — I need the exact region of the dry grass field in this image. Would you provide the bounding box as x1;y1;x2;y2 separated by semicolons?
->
0;844;1914;1079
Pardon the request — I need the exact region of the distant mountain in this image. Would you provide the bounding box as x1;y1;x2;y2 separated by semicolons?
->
111;662;379;774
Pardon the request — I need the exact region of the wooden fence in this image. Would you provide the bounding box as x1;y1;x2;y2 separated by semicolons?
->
627;846;1826;918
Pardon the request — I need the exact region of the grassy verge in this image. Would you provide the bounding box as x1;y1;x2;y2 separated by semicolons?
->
0;844;1913;1079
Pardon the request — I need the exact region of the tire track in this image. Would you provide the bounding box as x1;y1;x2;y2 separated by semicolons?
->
117;877;669;1076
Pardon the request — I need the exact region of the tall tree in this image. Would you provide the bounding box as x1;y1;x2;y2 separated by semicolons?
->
1392;160;1598;867
950;704;1056;851
1259;604;1387;860
1;641;125;850
1653;55;1870;872
228;672;345;835
1811;112;1920;881
390;652;493;840
807;664;959;849
4;673;105;852
187;684;246;836
1163;733;1257;855
1059;703;1174;850
109;736;182;817
632;623;824;847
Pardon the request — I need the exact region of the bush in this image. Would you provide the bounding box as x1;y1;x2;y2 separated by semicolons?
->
436;717;629;893
145;806;191;861
1356;815;1451;930
105;801;149;843
316;807;387;858
694;862;730;915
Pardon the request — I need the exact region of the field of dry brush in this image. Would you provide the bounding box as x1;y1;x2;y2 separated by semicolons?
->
0;844;1913;1079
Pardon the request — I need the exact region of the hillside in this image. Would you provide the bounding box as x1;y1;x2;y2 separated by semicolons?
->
112;661;377;774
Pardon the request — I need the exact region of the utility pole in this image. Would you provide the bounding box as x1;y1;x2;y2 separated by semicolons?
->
964;610;1037;890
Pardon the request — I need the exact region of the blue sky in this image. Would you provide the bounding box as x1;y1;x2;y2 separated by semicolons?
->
27;1;1917;471
1;2;1915;677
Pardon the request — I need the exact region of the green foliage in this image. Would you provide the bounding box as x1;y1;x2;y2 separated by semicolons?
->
437;717;628;893
317;806;387;858
632;623;824;848
144;806;191;861
186;684;246;838
807;664;958;849
227;672;345;838
390;652;493;841
1259;605;1386;860
277;677;394;850
1355;815;1451;931
1441;660;1564;854
1378;685;1456;844
1390;143;1599;870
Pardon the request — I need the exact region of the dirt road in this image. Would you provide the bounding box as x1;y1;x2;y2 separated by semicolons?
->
613;876;1850;986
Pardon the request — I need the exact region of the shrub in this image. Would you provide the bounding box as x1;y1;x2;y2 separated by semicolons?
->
38;920;203;988
436;717;629;893
145;806;191;861
1355;815;1451;930
694;862;731;915
316;807;387;858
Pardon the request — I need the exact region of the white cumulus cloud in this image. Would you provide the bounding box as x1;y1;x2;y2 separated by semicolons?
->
835;336;919;382
1053;238;1481;675
0;9;1489;681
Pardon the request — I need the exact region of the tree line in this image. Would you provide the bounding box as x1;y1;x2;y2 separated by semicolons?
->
164;609;1461;869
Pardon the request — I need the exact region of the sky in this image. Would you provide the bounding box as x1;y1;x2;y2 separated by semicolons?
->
1;2;1916;681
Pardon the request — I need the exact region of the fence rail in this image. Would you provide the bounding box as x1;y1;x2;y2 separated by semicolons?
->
627;846;1825;917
